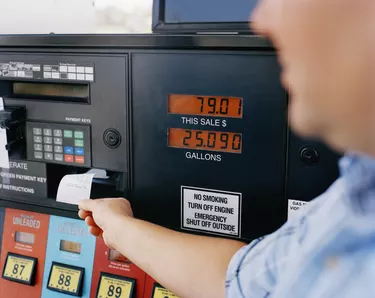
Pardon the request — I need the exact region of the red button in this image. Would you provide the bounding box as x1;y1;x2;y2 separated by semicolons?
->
64;155;73;162
75;156;85;164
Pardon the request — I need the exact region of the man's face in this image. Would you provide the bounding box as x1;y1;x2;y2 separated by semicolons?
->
251;0;375;154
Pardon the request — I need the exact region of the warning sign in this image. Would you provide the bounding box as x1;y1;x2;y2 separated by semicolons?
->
288;199;309;219
181;186;241;238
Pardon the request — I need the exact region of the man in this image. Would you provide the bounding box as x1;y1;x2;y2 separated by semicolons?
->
79;0;375;297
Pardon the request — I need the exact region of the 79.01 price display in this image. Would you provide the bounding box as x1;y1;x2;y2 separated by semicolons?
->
168;94;243;118
168;128;242;154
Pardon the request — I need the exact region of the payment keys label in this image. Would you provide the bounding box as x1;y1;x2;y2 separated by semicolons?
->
96;273;135;298
2;253;37;285
47;262;84;296
152;284;180;298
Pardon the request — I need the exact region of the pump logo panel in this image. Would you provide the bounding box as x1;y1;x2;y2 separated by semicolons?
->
2;253;37;285
96;273;135;298
152;284;180;298
47;262;84;296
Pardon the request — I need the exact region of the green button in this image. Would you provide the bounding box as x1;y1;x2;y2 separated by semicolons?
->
74;131;84;139
75;139;84;147
64;130;73;138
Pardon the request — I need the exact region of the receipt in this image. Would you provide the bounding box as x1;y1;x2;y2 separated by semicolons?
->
0;97;9;169
56;174;95;205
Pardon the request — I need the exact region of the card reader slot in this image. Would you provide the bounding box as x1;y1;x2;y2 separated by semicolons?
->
0;81;90;103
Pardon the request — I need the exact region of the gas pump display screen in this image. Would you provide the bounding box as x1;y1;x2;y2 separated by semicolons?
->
108;249;130;263
168;94;243;118
168;128;242;154
60;240;82;254
15;231;35;245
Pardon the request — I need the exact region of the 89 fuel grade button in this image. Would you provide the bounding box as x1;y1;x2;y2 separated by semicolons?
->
96;272;135;298
47;262;84;296
152;284;180;298
2;253;37;285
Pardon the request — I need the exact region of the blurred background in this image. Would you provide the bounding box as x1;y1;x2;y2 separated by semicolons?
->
0;0;153;34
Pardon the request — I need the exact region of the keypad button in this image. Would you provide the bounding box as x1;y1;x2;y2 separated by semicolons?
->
54;146;63;153
34;144;43;151
54;138;63;145
33;128;42;135
34;136;42;143
75;140;84;147
34;152;43;159
64;146;73;154
74;131;84;139
44;145;53;152
64;130;73;138
75;156;85;164
53;129;62;137
44;153;53;160
54;154;63;161
64;155;73;163
43;129;52;136
44;137;53;144
75;148;84;155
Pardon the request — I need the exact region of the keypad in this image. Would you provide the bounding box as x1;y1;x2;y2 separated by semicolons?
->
29;123;89;166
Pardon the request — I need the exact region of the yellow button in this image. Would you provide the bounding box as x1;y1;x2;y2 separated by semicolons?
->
153;286;180;298
3;254;35;284
97;275;134;298
48;265;82;294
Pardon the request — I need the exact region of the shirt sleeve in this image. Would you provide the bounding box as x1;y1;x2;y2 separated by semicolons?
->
224;182;337;298
225;223;298;298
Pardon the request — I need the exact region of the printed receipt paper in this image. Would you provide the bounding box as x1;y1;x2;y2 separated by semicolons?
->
0;97;9;169
56;174;95;205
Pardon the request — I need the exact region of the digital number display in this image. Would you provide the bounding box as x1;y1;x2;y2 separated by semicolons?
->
15;231;35;245
168;128;242;154
47;262;84;296
108;249;130;264
60;240;81;254
168;94;243;118
2;253;37;285
96;273;135;298
152;284;180;298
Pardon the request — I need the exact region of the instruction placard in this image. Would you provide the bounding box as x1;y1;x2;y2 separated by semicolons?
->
181;186;241;238
288;199;309;219
0;159;47;198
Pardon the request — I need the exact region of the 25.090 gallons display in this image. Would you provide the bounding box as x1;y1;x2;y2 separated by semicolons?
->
168;128;242;154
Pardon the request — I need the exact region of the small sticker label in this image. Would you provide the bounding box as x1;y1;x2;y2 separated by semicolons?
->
181;186;241;238
288;199;308;219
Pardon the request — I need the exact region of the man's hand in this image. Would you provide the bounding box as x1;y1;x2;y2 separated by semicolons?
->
78;198;133;249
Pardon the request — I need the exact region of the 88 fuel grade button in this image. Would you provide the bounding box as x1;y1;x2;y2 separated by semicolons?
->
2;253;37;285
47;262;84;296
96;273;135;298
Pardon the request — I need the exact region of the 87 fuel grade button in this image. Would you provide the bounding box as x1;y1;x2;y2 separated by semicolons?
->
96;273;135;298
47;262;84;296
152;284;180;298
2;253;37;285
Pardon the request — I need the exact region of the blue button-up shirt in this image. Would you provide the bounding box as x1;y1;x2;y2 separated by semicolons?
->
226;154;375;297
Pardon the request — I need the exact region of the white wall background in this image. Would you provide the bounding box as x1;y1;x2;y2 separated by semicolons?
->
0;0;153;34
